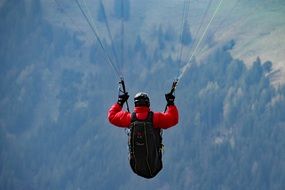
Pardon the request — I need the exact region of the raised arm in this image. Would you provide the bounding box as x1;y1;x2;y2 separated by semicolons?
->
154;105;179;129
154;92;179;129
108;103;131;128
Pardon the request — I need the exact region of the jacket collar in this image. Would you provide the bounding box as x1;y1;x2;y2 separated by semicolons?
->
134;106;150;113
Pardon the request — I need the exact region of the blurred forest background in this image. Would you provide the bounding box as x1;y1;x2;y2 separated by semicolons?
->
0;0;284;189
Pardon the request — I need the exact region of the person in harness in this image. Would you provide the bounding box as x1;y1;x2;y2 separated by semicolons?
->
108;86;179;178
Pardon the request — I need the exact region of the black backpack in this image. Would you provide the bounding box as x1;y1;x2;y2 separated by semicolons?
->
129;111;163;179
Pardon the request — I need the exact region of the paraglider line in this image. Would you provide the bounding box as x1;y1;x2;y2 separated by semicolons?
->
178;0;225;82
99;0;121;71
189;0;214;60
177;0;191;66
121;0;125;71
76;0;123;78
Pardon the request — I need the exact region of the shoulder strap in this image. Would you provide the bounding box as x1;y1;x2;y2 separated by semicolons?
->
146;111;153;123
131;111;153;123
131;112;137;123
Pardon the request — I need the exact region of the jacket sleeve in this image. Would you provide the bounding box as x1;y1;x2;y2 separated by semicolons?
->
108;103;131;128
154;105;179;129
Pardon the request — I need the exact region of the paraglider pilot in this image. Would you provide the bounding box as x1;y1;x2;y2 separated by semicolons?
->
107;80;179;178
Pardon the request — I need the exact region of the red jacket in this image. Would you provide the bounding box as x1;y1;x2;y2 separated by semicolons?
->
108;103;179;129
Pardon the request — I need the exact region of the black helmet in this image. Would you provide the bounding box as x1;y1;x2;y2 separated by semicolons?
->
134;92;150;107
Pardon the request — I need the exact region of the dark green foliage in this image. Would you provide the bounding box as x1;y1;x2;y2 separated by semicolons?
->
97;0;106;22
113;0;130;21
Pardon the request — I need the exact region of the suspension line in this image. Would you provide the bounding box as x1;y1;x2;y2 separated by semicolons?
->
177;0;191;66
76;0;123;78
99;0;120;68
177;0;225;82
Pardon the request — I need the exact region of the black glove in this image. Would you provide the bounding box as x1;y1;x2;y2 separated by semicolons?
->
117;92;129;106
165;93;175;106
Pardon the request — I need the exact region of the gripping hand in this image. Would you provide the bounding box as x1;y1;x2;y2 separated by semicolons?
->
117;92;129;106
165;93;175;106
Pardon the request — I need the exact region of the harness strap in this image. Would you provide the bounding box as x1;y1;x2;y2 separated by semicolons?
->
131;111;153;123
